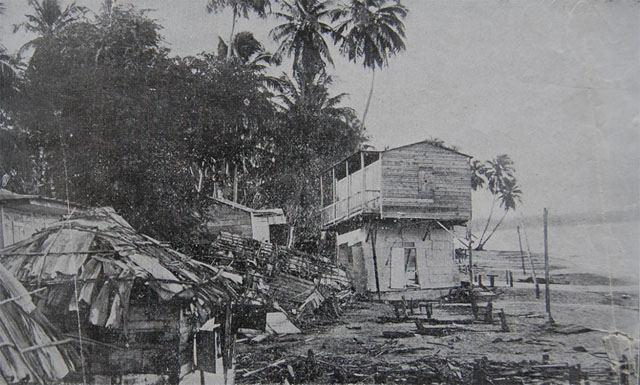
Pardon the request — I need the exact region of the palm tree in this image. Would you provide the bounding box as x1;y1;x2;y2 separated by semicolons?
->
471;159;488;191
206;0;271;59
274;72;355;120
474;154;522;250
217;31;279;71
270;0;337;82
332;0;408;127
476;178;522;250
13;0;86;57
0;2;19;93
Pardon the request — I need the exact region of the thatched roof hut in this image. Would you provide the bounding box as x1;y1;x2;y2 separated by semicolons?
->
0;262;75;384
0;208;241;382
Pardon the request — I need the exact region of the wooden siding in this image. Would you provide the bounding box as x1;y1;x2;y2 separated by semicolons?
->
380;142;471;221
0;207;60;248
203;204;253;238
336;224;459;294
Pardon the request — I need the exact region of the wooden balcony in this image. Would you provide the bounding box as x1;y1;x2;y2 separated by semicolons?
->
320;142;472;229
321;189;381;228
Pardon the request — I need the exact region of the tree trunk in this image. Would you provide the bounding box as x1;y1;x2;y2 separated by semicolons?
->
476;198;497;249
287;225;295;248
477;210;509;250
361;67;375;128
233;164;238;202
227;7;237;59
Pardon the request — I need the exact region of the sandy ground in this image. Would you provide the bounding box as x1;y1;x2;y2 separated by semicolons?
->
235;251;640;384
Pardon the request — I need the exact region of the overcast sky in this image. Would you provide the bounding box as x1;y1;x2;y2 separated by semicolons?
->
1;0;638;220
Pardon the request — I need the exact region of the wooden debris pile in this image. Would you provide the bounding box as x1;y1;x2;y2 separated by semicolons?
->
204;232;349;288
195;232;353;328
236;349;586;384
0;208;242;382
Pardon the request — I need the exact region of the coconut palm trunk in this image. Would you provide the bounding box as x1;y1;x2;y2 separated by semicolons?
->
476;209;508;250
476;198;497;249
361;67;375;127
227;7;237;59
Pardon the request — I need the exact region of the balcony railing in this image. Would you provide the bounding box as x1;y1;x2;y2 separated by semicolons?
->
321;190;380;227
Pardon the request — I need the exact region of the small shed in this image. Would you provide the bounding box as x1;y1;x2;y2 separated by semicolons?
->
201;196;287;243
0;262;75;384
0;208;241;384
0;188;84;248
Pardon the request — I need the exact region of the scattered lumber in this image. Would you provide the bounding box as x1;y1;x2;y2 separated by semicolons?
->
382;331;415;339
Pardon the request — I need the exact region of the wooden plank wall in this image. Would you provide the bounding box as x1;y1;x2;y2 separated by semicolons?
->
381;142;471;221
203;204;253;238
337;225;459;293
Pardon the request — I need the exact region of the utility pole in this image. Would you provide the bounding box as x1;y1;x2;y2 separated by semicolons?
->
543;208;554;325
516;226;526;275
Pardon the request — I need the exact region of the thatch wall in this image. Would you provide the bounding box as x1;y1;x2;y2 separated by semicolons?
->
0;262;75;384
0;208;241;380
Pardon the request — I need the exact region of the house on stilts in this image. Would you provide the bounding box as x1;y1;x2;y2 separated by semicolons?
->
320;140;472;300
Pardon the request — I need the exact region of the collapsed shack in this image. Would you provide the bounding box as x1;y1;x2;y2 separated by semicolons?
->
0;208;242;384
0;262;76;384
194;231;353;333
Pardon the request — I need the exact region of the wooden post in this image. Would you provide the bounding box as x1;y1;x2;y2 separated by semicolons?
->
233;164;238;203
467;226;473;286
516;225;527;275
223;299;234;384
346;160;350;217
369;226;382;301
543;208;554;324
320;175;323;208
361;152;366;206
522;221;540;298
332;167;337;222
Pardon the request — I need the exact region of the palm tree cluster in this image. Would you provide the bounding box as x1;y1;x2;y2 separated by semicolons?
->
207;0;409;128
0;0;369;250
13;0;86;58
472;154;523;250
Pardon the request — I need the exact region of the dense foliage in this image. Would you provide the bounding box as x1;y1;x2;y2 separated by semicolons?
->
0;0;377;250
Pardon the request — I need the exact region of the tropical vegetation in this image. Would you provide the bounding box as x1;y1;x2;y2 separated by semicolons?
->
471;154;523;250
0;0;410;252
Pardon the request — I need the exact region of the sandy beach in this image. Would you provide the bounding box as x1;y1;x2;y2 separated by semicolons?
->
234;248;640;384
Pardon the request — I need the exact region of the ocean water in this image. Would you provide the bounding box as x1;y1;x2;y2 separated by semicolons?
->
478;218;640;284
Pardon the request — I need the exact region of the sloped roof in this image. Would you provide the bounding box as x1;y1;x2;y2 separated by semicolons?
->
0;189;84;214
385;139;472;158
0;262;75;384
324;139;471;174
0;207;241;330
210;196;287;224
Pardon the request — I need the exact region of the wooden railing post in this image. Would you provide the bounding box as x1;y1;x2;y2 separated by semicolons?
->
361;152;366;208
346;160;350;217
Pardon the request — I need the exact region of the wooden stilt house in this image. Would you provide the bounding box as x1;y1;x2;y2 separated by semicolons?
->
320;140;472;300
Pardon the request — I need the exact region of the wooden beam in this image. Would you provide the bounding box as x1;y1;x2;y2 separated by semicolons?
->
369;226;382;301
543;208;554;325
361;152;366;199
319;175;324;208
434;220;468;248
346;160;350;216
